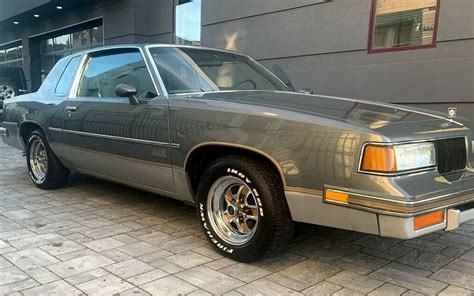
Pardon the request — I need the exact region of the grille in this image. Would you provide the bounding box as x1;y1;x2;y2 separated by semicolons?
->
435;138;467;174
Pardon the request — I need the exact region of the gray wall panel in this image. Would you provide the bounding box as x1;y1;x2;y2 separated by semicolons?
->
202;0;474;120
202;0;371;59
437;0;474;40
260;40;474;104
202;0;327;25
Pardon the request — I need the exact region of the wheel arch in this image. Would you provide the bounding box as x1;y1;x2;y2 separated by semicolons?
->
19;121;47;147
184;142;287;196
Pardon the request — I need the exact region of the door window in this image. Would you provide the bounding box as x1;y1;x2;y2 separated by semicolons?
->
77;49;157;99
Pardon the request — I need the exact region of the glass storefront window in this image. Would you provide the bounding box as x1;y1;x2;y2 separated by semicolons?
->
17;46;23;60
5;47;18;61
369;0;440;53
91;26;103;46
175;0;201;45
0;50;5;62
54;34;72;51
38;25;103;80
72;29;91;50
40;38;54;54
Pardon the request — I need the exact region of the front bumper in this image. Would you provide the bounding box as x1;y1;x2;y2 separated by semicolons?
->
323;182;474;217
285;184;474;239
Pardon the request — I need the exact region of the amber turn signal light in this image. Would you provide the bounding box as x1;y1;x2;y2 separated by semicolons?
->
360;145;397;173
414;210;445;230
325;190;349;204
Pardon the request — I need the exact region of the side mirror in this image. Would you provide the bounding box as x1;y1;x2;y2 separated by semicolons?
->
299;88;314;95
115;84;139;105
271;64;296;92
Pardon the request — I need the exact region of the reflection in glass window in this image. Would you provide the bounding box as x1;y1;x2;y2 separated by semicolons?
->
370;0;439;52
78;50;156;99
54;34;72;51
175;0;201;45
0;44;23;68
5;47;17;60
55;56;81;94
91;26;103;46
40;38;54;54
38;25;104;79
149;47;287;95
72;29;91;49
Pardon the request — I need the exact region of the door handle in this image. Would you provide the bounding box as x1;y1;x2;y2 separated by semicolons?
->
66;106;77;112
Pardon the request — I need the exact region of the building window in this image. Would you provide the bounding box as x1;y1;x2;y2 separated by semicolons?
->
174;0;201;45
39;25;103;81
368;0;440;53
0;43;23;68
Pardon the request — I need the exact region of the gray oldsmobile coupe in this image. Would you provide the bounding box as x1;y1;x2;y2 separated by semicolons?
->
1;44;473;262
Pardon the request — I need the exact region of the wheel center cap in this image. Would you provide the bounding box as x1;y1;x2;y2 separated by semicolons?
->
227;205;236;216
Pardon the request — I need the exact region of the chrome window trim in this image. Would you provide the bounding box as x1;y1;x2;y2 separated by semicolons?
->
69;45;161;99
68;53;88;99
145;44;250;58
357;136;469;176
144;45;169;97
48;127;179;148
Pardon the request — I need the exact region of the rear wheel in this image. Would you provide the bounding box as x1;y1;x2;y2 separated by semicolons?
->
197;155;294;262
26;130;70;189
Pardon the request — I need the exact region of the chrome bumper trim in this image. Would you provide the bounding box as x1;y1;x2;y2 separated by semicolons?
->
323;186;474;217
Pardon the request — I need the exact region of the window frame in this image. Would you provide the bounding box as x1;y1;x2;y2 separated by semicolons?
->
74;47;160;100
367;0;441;54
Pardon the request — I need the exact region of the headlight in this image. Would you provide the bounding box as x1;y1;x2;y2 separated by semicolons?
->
360;142;436;174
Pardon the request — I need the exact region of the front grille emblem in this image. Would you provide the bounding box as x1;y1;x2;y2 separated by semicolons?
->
448;107;457;119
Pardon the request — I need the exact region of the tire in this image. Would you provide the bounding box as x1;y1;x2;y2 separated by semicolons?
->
197;155;295;262
0;77;19;101
26;130;70;189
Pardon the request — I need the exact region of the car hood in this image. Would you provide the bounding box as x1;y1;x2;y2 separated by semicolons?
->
190;91;467;131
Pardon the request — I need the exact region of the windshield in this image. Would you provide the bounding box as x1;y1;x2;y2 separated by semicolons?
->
148;47;288;95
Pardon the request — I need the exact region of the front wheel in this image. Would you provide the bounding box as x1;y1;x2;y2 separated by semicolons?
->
26;130;70;189
197;155;294;262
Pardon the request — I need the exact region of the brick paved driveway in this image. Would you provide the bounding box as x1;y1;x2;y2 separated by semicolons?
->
1;141;474;295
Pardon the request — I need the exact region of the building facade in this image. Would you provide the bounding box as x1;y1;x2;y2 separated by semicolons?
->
0;0;473;119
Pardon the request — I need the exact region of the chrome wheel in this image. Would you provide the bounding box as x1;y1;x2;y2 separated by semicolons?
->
29;137;48;182
0;83;15;100
207;176;260;245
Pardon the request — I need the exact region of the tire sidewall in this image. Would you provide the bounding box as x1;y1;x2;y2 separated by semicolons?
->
197;159;274;260
26;131;50;185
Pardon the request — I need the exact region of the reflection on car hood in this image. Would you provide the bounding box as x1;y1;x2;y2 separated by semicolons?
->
193;91;464;130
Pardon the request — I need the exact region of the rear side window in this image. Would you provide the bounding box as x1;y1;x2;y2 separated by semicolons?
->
55;56;81;95
77;49;157;99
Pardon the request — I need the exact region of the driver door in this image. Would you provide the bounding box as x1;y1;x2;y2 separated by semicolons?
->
54;48;175;194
